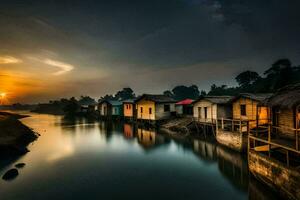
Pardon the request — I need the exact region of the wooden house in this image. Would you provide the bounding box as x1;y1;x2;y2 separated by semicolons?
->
248;84;300;200
193;96;233;124
123;99;136;120
175;99;194;116
231;93;272;129
98;100;123;118
215;93;272;152
135;94;176;121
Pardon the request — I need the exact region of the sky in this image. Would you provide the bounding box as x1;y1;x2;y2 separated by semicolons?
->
1;0;300;104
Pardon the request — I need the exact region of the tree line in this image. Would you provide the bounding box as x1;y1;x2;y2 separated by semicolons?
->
32;58;300;116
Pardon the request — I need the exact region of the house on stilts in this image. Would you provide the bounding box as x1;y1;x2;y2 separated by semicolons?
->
98;100;123;119
192;96;233;135
123;99;137;121
248;84;300;200
135;94;176;125
216;93;272;152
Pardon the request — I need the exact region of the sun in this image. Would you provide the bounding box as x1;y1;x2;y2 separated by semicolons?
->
0;93;6;98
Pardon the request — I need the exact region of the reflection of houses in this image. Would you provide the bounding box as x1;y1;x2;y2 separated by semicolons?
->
217;145;248;191
248;84;300;200
135;94;176;121
123;99;136;120
137;128;156;149
216;93;272;152
175;99;194;116
193;139;217;163
137;128;167;150
98;100;123;118
123;123;134;139
193;96;232;124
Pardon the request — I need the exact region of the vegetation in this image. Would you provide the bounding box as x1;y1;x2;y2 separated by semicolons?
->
208;58;300;95
99;87;136;101
11;58;300;115
163;85;200;100
0;112;38;155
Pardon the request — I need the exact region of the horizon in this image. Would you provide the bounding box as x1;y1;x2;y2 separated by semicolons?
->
1;0;300;104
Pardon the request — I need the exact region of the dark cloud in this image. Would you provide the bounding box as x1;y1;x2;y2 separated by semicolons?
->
1;0;300;102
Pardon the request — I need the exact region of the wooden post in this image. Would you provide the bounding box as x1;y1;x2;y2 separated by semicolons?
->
221;118;224;130
216;118;218;137
296;105;299;151
239;120;242;134
286;150;290;167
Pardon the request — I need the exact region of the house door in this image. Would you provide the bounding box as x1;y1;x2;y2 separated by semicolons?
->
104;106;107;115
198;107;201;119
204;107;208;120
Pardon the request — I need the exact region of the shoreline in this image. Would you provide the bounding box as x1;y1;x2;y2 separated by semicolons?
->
0;111;39;156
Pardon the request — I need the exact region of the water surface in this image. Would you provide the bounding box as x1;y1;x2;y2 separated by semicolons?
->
0;112;279;200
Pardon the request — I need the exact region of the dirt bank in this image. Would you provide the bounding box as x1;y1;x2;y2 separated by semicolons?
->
0;112;38;155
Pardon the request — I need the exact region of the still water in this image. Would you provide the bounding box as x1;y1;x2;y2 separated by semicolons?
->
0;112;279;200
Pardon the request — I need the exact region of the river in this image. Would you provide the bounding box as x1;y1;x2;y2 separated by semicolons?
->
0;112;280;200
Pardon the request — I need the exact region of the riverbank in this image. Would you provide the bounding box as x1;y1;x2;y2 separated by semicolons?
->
0;112;38;155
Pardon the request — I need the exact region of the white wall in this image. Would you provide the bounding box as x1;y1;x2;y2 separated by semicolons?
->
193;100;217;122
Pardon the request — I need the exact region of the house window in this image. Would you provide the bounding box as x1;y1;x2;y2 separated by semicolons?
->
129;104;131;109
140;107;143;113
164;105;170;112
198;107;201;118
240;105;246;116
115;108;118;114
149;108;152;114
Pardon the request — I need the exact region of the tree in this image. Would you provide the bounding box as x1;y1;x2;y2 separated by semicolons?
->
63;97;80;116
171;85;199;100
114;87;135;100
163;90;173;98
264;59;294;90
235;71;260;88
78;96;96;105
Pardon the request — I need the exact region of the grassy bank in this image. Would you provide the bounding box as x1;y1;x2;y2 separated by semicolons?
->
0;112;38;155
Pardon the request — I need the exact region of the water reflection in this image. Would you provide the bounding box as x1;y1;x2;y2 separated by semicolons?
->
0;113;281;200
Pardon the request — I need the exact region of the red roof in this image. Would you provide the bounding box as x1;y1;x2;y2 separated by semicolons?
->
176;99;194;105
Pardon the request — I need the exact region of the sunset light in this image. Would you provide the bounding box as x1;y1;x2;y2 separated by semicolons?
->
0;1;300;200
1;92;6;98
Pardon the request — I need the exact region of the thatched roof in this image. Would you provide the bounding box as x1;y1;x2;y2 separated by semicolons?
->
264;84;300;109
231;93;273;103
135;94;176;103
194;96;233;105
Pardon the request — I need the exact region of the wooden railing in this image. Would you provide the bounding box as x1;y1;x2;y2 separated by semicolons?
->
216;118;251;134
249;124;300;166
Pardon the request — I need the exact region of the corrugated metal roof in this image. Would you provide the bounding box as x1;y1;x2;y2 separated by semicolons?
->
232;93;273;103
194;96;233;104
99;100;122;106
135;94;176;103
176;99;194;105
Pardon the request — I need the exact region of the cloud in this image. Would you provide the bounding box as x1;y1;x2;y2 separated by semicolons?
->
43;59;74;75
0;56;22;64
